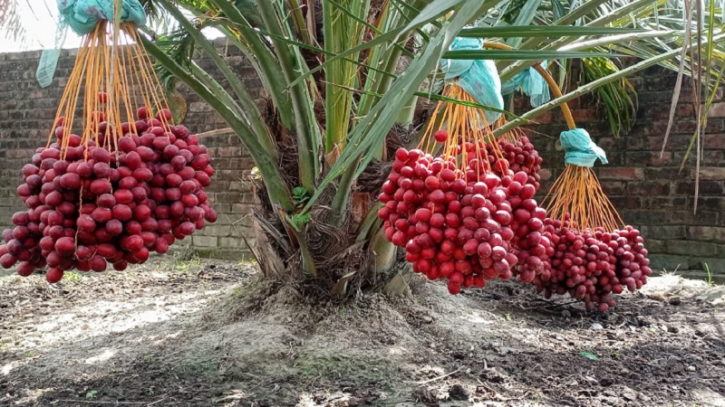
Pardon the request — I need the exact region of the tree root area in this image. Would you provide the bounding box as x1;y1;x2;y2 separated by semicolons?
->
0;259;724;407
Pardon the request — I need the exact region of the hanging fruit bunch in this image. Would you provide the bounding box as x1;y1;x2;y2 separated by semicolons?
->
491;59;550;191
378;39;554;294
487;61;555;284
0;1;216;282
538;126;652;311
486;117;543;191
484;129;552;286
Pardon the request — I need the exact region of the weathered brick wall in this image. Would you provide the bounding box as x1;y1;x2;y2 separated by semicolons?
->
0;48;723;275
529;66;725;279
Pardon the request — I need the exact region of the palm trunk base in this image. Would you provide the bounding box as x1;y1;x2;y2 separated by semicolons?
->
250;220;286;279
249;185;405;298
245;103;419;298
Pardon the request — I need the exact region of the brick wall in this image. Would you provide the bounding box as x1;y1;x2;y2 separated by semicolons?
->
529;66;725;279
0;47;723;276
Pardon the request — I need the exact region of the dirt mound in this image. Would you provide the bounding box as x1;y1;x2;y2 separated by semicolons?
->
0;260;724;406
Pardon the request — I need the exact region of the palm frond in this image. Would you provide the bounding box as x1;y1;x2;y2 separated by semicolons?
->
581;56;637;137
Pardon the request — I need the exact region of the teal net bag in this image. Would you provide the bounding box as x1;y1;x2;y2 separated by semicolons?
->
560;128;608;168
37;0;146;88
501;62;551;107
57;0;146;36
441;37;504;125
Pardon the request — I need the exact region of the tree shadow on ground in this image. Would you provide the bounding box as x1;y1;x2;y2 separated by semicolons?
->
0;265;723;407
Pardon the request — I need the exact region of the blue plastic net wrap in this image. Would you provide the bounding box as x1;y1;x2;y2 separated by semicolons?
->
37;0;147;88
560;128;608;168
57;0;146;36
441;38;504;125
501;61;551;107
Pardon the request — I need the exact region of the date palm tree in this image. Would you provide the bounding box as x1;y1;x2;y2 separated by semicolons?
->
2;0;723;296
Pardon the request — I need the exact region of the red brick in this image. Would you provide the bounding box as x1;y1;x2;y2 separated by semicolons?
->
598;167;644;180
676;119;724;134
571;108;598;122
641;225;686;239
676;181;724;195
687;226;725;242
641;197;688;210
214;147;243;157
6;149;32;159
703;134;725;149
531;111;554;124
565;98;581;109
667;239;718;256
600;181;625;195
645;239;667;253
653;104;694;120
595;137;618;151
230;204;248;214
205;180;228;192
667;210;720;226
625;151;674;166
215;192;245;203
643;121;671;137
609;196;641;210
677;103;696;118
622;210;668;225
697;197;725;211
691;167;725;181
675;150;724;165
229;181;248;191
241;193;256;203
645;167;686;181
647;135;692;151
624;135;647;150
707;102;725;117
626;181;670;196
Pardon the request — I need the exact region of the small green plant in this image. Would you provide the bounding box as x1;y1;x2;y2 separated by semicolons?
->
579;351;599;360
173;254;202;272
173;260;188;272
85;390;98;400
64;271;83;283
289;213;311;229
704;263;714;285
292;186;310;208
239;258;257;267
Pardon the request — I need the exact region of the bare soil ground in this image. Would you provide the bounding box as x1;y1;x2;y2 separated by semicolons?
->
0;256;724;407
